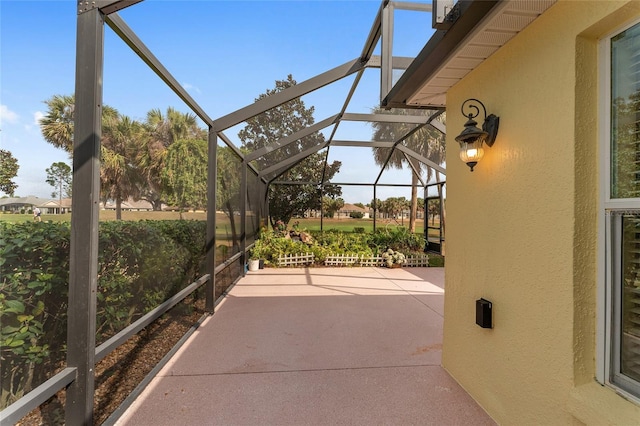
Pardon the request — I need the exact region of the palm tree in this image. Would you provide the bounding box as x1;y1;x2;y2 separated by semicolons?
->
370;107;445;232
145;107;204;147
40;94;119;154
101;114;143;220
39;95;75;152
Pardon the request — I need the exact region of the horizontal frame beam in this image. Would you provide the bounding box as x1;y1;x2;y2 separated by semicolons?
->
98;0;144;15
342;112;432;124
330;140;394;148
271;181;425;188
393;1;433;12
366;55;415;70
0;368;77;425
95;274;210;362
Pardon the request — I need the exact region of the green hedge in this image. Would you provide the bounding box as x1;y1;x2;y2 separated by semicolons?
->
0;220;206;409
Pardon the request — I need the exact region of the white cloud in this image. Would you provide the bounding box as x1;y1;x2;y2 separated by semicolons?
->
33;111;44;125
22;111;44;134
182;82;201;94
0;104;19;126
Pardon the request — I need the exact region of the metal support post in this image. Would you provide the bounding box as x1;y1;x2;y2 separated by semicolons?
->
206;130;217;312
380;2;394;101
240;160;247;276
319;185;324;231
373;185;377;232
66;7;104;425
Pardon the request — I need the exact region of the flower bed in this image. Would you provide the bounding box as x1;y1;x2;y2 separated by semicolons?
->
251;224;441;269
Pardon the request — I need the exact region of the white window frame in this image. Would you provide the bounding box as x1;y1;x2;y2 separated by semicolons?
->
599;17;640;403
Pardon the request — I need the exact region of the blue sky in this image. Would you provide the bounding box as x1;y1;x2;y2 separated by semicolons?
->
0;0;437;203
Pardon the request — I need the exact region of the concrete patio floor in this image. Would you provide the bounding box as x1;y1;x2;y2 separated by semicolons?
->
116;267;495;426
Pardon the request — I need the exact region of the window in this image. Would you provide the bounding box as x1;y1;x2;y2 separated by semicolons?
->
602;19;640;400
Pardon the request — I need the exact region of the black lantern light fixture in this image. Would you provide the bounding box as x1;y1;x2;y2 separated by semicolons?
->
455;99;499;172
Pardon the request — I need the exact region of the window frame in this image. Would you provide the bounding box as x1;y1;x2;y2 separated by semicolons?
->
599;17;640;402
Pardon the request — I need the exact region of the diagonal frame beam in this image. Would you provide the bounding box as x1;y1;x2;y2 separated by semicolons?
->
212;58;365;131
105;13;214;127
402;151;426;187
259;142;329;179
246;114;339;162
396;144;446;175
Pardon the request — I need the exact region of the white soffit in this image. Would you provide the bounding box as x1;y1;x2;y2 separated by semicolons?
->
406;0;557;107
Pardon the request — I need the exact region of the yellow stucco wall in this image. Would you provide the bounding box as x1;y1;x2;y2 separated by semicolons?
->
443;1;640;424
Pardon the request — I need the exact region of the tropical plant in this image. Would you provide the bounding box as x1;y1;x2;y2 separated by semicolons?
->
322;196;344;218
382;197;410;221
0;149;19;196
370;107;445;232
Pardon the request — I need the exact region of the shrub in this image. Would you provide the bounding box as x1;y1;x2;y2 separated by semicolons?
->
0;220;207;408
353;227;365;233
349;212;364;219
370;226;425;253
0;222;70;408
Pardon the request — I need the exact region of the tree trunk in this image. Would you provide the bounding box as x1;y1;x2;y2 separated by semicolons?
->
59;180;63;215
116;198;122;220
409;173;418;233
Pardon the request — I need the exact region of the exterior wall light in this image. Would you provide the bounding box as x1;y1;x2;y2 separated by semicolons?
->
455;99;500;172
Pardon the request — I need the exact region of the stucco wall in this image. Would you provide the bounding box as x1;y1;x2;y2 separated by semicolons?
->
443;1;640;424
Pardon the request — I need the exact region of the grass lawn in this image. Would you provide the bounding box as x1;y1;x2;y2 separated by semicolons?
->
290;217;429;234
0;211;210;223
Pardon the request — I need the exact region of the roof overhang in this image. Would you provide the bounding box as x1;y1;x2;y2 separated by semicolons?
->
382;0;557;109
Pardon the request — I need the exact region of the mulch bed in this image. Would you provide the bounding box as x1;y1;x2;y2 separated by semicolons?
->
16;299;206;425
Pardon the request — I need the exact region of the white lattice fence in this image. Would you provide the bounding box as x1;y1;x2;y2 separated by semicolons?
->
277;253;315;267
324;254;359;266
324;254;385;267
404;255;430;267
274;253;429;267
359;255;384;267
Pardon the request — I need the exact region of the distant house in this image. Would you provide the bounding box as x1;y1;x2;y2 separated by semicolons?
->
0;196;50;213
39;198;72;214
101;198;156;211
336;203;369;219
